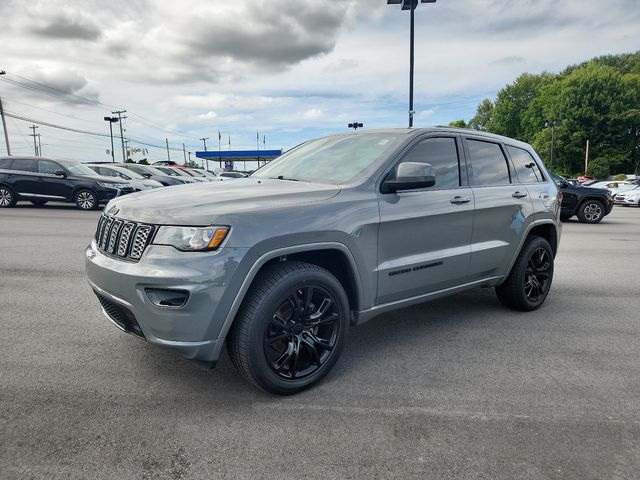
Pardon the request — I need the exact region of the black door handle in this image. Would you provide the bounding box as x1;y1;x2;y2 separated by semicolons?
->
512;191;528;199
450;196;471;205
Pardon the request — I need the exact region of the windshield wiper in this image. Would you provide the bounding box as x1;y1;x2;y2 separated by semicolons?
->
269;175;300;182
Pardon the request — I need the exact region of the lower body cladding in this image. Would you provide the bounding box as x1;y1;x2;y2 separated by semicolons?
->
85;241;251;366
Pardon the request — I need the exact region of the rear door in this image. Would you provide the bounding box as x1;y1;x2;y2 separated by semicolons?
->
463;137;534;280
377;135;474;304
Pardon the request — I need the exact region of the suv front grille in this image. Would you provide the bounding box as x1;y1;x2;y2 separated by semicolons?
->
95;214;155;261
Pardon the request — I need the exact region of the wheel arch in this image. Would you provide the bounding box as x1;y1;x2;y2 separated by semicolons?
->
500;220;559;283
214;243;363;349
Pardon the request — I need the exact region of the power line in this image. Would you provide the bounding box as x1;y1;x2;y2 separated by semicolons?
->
1;70;203;141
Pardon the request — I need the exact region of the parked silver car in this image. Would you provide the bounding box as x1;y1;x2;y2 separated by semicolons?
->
86;164;163;191
86;128;562;394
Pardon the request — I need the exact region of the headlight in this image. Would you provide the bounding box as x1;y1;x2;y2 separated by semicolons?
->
152;226;230;251
97;181;124;189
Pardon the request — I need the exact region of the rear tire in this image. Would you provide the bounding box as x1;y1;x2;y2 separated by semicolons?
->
577;199;605;224
30;199;48;206
0;186;17;208
496;236;554;311
75;189;98;210
227;261;349;395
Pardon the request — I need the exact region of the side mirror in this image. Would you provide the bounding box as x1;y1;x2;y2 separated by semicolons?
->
54;170;67;177
381;162;436;194
141;173;152;178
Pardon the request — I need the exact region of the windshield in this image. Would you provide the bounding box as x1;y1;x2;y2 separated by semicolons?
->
156;166;181;177
252;133;403;184
59;161;98;176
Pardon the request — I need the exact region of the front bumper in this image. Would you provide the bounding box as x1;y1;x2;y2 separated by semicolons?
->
614;196;639;205
85;241;250;365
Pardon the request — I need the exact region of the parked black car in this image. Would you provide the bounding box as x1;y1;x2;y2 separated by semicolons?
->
550;172;613;223
0;156;134;210
116;163;188;186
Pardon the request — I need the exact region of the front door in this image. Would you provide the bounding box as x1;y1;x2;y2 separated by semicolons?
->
377;136;474;304
37;159;73;200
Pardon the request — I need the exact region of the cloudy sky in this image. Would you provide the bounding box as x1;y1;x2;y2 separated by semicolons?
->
0;0;638;166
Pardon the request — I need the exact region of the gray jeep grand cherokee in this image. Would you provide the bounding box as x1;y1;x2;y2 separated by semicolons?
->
86;128;561;394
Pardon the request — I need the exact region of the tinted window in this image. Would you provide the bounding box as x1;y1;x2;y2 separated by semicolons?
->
507;146;544;183
398;137;460;188
11;159;37;173
0;158;12;169
38;160;61;174
467;140;510;186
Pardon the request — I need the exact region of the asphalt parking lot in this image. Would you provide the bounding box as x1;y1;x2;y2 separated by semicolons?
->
1;203;639;480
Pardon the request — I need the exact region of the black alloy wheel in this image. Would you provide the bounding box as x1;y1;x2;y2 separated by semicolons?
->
496;235;554;311
0;186;16;207
227;261;349;395
264;285;341;380
524;247;551;303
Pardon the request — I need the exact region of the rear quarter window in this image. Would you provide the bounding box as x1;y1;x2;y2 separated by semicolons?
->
507;145;545;183
0;158;12;169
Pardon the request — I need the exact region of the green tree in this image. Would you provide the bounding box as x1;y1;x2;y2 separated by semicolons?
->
449;119;467;128
468;98;494;131
467;50;640;177
138;159;149;165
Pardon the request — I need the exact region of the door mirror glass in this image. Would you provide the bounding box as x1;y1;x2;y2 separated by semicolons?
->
382;162;436;194
54;170;67;177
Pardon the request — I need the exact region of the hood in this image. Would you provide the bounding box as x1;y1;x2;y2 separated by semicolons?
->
106;178;341;225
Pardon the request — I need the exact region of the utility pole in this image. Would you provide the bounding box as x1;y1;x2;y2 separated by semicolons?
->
37;134;42;157
123;139;130;160
29;125;39;156
585;140;590;175
0;96;11;156
0;70;9;155
112;110;127;162
165;138;170;162
182;143;187;165
545;121;561;168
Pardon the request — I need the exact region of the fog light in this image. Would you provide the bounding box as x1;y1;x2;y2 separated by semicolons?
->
145;288;189;308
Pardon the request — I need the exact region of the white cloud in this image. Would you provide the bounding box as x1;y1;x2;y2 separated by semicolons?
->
0;0;638;160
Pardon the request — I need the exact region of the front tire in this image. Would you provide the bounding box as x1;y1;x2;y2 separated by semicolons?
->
75;189;98;210
496;236;554;311
0;186;16;208
577;199;605;224
227;261;349;395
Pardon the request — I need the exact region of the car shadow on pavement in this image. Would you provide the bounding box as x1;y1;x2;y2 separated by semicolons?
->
122;287;517;399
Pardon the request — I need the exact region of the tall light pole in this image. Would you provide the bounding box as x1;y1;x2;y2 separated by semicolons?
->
545;120;561;168
103;117;119;163
348;122;363;130
387;0;437;128
0;70;10;156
